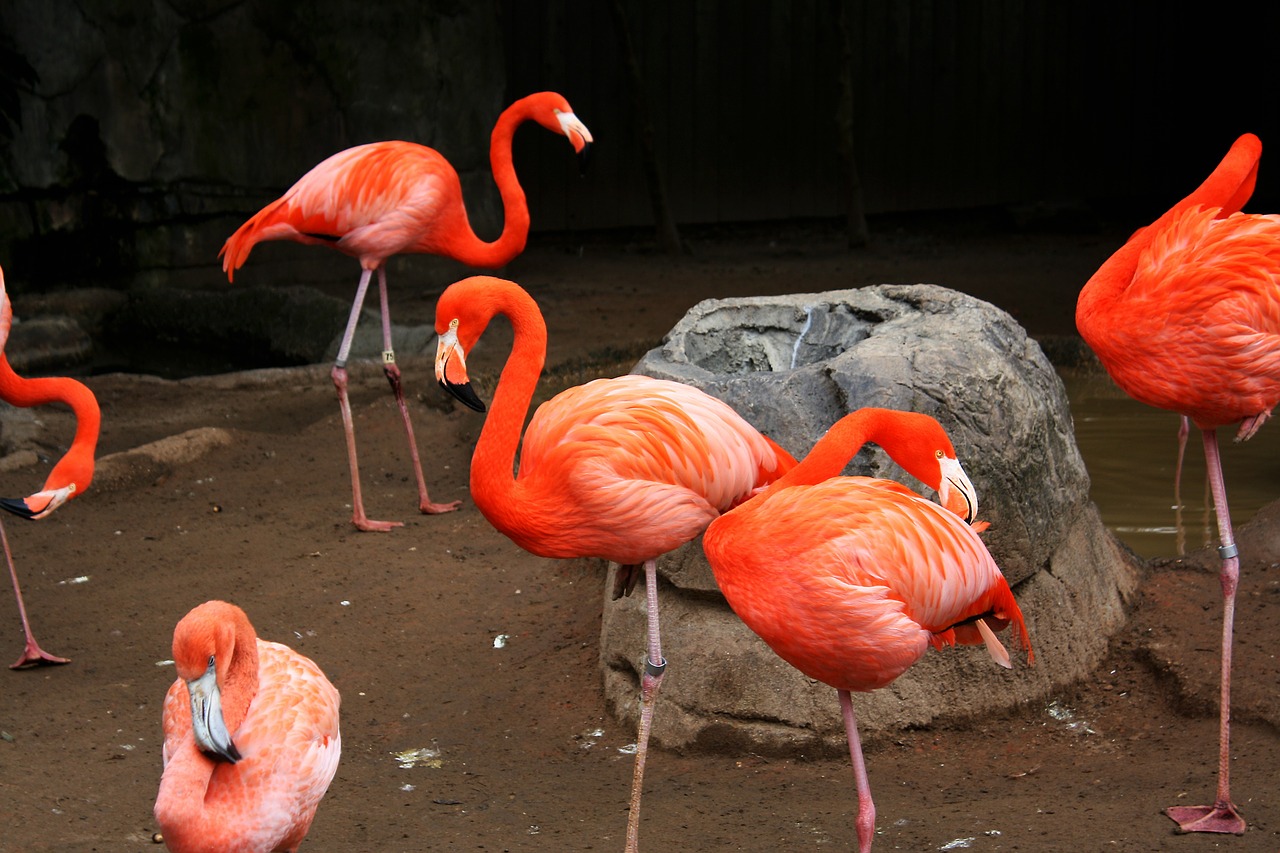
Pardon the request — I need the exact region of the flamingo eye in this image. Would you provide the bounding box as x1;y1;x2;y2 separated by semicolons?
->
935;449;944;459
449;319;459;330
207;655;215;668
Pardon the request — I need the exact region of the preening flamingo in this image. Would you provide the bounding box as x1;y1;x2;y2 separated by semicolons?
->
1076;132;1279;834
220;92;593;532
702;408;1032;853
0;265;100;668
154;600;341;853
433;275;796;853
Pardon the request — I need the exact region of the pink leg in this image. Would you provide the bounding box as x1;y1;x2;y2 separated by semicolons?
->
1174;415;1189;555
1165;428;1246;834
2;518;69;669
624;558;666;853
838;690;876;853
374;269;460;515
333;268;402;532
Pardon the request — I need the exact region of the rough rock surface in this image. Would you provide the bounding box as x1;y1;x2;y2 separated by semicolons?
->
599;284;1143;754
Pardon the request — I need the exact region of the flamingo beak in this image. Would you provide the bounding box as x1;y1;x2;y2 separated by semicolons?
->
186;660;241;764
557;111;593;173
0;484;75;521
435;325;486;413
937;456;978;524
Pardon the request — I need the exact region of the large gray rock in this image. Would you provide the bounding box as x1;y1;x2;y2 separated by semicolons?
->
599;284;1142;755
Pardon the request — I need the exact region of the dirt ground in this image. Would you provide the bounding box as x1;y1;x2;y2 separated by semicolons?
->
2;216;1279;852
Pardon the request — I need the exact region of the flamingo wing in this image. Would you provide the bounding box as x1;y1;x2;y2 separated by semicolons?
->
508;376;792;563
1101;207;1280;424
221;141;462;277
706;479;1027;692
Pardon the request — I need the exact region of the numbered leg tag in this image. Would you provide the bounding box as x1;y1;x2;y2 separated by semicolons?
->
382;350;396;365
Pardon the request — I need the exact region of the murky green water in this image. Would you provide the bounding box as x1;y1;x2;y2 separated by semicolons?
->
1062;368;1280;560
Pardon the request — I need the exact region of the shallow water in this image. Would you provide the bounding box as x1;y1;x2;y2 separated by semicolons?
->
1062;368;1280;560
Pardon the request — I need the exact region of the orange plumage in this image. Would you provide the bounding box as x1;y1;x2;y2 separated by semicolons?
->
0;264;101;668
155;601;340;853
703;407;1030;853
217;92;592;531
434;275;794;853
1075;133;1277;834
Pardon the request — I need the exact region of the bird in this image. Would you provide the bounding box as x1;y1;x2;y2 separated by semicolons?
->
433;275;796;853
701;407;1032;853
0;265;101;669
219;91;593;532
154;600;341;853
1076;132;1278;835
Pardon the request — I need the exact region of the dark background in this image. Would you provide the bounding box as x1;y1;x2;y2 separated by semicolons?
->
1;0;1279;293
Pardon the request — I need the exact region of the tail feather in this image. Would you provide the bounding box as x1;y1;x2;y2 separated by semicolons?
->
220;198;293;281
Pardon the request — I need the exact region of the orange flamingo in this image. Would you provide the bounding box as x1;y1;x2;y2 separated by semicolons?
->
702;407;1032;853
433;275;796;853
155;600;341;853
220;92;593;532
1077;132;1278;834
0;265;100;668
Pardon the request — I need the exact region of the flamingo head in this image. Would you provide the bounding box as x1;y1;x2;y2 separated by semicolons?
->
523;91;593;169
879;411;979;524
434;276;515;413
172;602;248;764
0;442;96;521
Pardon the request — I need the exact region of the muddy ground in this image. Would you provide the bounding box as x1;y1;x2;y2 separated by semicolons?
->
2;216;1278;852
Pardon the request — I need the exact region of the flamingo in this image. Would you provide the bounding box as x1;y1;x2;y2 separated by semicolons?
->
1076;132;1278;834
701;407;1033;853
154;600;341;853
432;275;796;853
220;92;593;532
0;265;100;668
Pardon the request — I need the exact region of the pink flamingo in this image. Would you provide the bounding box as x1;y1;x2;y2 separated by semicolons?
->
1077;132;1278;834
703;407;1032;852
220;92;592;531
0;265;101;668
155;600;341;852
433;275;796;852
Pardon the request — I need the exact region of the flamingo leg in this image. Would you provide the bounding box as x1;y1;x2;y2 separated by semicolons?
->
838;689;876;853
333;268;402;532
2;517;69;669
374;268;460;515
624;558;666;853
1173;415;1189;556
1165;428;1246;834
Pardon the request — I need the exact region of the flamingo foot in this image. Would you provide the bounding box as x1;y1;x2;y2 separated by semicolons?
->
1165;803;1246;835
11;637;70;669
351;515;405;533
419;498;462;515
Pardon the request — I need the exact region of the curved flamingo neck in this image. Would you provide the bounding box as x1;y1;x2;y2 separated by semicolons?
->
0;355;100;492
438;97;539;269
469;283;547;518
218;613;261;736
757;408;934;505
157;607;261;845
1077;133;1262;333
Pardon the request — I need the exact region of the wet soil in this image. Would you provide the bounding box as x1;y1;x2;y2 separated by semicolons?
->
2;217;1278;852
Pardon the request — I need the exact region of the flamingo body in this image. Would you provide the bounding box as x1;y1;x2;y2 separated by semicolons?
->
702;408;1030;853
219;92;592;531
155;601;340;853
709;476;1025;692
0;265;100;667
1080;206;1280;431
434;275;794;852
1075;132;1278;834
480;374;793;564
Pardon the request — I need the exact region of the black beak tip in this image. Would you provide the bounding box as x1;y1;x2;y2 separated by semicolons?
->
0;497;35;520
440;379;487;413
577;143;592;176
